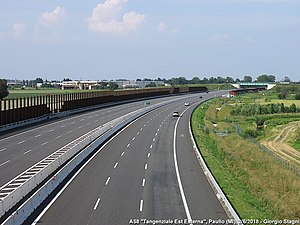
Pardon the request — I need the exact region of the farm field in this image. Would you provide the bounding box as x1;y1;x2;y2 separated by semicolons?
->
191;97;300;221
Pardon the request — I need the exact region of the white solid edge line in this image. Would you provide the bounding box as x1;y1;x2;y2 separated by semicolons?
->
173;106;193;224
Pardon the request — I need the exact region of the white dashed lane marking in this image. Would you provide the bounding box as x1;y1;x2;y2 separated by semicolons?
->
142;179;146;187
93;198;101;210
0;148;6;152
0;160;10;167
18;140;25;144
114;162;118;169
23;149;32;155
35;134;41;138
140;200;143;212
105;177;111;186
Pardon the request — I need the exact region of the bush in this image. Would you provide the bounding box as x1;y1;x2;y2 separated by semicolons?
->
244;128;259;138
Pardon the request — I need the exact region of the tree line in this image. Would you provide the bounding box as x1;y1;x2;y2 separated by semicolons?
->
276;85;300;100
139;74;278;86
231;103;300;116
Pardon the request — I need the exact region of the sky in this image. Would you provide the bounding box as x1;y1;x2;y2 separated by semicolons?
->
0;0;300;82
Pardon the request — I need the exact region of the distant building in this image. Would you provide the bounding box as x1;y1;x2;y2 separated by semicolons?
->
61;79;166;90
6;79;22;86
61;80;101;90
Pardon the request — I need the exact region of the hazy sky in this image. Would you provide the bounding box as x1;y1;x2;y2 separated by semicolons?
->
1;0;300;81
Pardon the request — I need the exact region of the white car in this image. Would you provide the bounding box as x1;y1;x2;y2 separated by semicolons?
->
172;111;180;117
184;102;190;106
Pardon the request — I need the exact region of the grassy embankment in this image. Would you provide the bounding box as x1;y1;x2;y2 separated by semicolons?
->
191;98;300;221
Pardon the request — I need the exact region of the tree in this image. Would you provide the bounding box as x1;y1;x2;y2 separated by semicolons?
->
243;75;252;83
226;76;235;83
190;77;201;84
278;87;289;99
0;79;9;100
290;103;297;113
35;77;44;83
282;76;291;83
63;78;72;81
145;82;157;88
256;74;276;83
108;82;118;90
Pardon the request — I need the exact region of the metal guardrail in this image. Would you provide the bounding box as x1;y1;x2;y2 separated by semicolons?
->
189;120;242;225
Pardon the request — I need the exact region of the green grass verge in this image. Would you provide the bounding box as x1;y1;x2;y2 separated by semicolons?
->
191;100;300;221
290;139;300;152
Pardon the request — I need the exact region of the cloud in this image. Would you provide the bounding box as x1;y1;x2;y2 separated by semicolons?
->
86;0;146;34
210;34;232;42
34;6;67;42
179;0;298;3
0;23;26;39
157;22;178;36
12;23;26;37
39;6;67;27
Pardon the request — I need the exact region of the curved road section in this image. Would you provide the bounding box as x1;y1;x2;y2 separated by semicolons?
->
29;93;230;225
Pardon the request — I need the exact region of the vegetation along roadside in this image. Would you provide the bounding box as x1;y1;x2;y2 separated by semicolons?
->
191;98;300;221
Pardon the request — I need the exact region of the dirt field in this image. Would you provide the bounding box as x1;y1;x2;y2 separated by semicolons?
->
261;121;300;167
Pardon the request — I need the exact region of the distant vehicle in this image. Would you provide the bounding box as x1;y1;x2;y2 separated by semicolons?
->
206;91;209;93
172;111;180;117
199;96;202;98
184;102;190;106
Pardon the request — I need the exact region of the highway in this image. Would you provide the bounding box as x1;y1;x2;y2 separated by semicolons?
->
0;94;203;187
29;92;229;225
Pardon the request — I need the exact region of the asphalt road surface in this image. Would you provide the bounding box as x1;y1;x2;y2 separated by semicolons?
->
0;94;205;187
29;92;229;225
